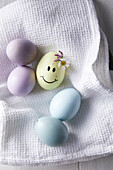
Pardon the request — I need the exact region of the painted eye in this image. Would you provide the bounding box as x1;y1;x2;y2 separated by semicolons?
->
47;66;50;71
52;68;56;72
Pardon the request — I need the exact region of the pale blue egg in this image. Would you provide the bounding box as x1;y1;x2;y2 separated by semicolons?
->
34;116;68;146
50;88;81;121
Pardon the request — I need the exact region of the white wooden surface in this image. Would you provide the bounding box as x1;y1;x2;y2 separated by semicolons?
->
0;0;113;170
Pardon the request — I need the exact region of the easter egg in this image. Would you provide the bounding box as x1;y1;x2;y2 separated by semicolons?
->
7;66;36;96
50;88;81;121
36;52;65;90
34;116;68;146
6;38;37;65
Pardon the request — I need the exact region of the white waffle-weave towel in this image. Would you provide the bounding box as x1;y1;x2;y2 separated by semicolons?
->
0;0;113;166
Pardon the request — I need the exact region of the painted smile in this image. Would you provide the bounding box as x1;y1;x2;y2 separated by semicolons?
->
40;76;58;84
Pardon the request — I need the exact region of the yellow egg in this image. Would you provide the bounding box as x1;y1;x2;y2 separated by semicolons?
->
36;52;65;90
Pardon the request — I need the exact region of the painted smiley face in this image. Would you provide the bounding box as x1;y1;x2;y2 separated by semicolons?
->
36;52;65;90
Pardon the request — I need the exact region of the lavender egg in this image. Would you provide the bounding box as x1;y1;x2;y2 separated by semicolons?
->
6;38;37;65
7;66;36;96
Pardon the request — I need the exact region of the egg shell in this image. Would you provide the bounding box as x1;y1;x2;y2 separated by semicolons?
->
34;116;68;146
6;38;37;65
7;66;36;96
36;52;65;90
50;88;81;121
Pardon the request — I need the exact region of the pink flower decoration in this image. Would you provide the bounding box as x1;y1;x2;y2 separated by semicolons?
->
54;51;63;62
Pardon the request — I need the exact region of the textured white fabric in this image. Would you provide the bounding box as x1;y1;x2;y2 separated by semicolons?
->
0;0;113;166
